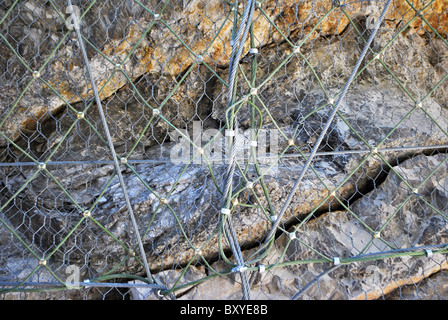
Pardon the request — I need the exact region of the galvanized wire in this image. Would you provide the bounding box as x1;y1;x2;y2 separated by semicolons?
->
220;0;258;300
0;0;448;301
66;0;154;289
260;0;394;252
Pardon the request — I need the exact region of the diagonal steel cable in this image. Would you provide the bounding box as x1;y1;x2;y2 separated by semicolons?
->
29;0;234;294
0;0;160;288
2;0;448;300
260;0;393;249
66;0;154;288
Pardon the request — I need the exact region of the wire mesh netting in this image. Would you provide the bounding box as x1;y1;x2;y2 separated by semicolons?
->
1;0;448;300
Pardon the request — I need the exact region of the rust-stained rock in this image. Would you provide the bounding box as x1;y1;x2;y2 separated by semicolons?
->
1;0;448;145
1;0;448;300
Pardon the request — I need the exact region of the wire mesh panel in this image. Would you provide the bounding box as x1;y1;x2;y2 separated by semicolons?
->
0;0;448;300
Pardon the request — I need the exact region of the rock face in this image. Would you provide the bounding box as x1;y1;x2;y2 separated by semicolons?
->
137;154;448;300
1;0;448;300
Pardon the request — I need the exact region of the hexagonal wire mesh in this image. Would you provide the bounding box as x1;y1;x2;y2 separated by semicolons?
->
0;0;448;300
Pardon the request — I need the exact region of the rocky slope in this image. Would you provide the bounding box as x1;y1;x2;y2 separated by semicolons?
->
1;0;448;300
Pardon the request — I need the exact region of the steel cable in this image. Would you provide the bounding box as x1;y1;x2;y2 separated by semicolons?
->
260;0;393;250
221;0;256;300
66;0;161;298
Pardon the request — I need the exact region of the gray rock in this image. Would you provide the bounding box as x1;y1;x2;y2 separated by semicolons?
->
172;154;448;300
2;0;448;300
3;51;448;279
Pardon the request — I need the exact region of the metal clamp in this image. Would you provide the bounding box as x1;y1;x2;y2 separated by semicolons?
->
225;130;235;137
231;265;247;273
221;208;231;215
249;48;259;54
258;264;266;273
333;257;340;266
425;249;433;258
